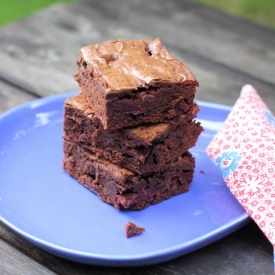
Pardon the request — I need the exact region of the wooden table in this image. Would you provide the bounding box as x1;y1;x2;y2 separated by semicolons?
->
1;0;275;274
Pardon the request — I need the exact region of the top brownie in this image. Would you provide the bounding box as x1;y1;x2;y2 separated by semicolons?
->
74;38;199;130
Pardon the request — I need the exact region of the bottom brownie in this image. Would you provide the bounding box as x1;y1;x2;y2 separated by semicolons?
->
63;140;195;210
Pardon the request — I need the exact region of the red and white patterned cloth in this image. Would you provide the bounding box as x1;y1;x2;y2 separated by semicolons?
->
206;84;275;247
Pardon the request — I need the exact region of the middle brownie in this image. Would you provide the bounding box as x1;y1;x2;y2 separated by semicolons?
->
63;93;203;175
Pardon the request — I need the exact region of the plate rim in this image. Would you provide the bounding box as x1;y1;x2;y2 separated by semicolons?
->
0;92;249;266
1;213;249;266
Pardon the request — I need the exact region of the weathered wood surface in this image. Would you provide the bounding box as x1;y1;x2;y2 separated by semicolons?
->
0;238;57;275
0;0;275;274
0;0;274;111
0;81;35;113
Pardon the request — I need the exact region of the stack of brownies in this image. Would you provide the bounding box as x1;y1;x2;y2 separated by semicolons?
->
63;38;203;210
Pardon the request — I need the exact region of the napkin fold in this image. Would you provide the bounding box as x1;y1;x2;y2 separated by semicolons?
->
206;84;275;270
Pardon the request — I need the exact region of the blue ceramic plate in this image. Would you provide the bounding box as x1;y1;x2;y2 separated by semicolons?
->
0;92;249;267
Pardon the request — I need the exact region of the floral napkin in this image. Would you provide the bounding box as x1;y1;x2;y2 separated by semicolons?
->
206;84;275;269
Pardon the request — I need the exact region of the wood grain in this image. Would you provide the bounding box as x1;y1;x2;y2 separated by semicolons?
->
84;0;275;86
0;81;36;114
0;0;274;110
0;238;57;275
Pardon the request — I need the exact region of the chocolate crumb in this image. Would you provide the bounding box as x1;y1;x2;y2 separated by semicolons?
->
125;221;145;238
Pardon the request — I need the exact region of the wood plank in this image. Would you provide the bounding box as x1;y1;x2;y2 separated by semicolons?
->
0;0;274;106
169;45;275;113
174;0;275;49
0;221;272;274
0;2;144;96
84;0;275;86
0;81;36;114
0;45;274;115
0;238;57;275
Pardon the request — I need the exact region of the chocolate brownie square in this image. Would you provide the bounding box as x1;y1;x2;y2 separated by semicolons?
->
74;38;199;130
63;140;195;210
63;93;202;175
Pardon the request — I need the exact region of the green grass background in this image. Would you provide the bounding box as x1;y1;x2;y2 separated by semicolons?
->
0;0;274;29
193;0;275;29
0;0;76;26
